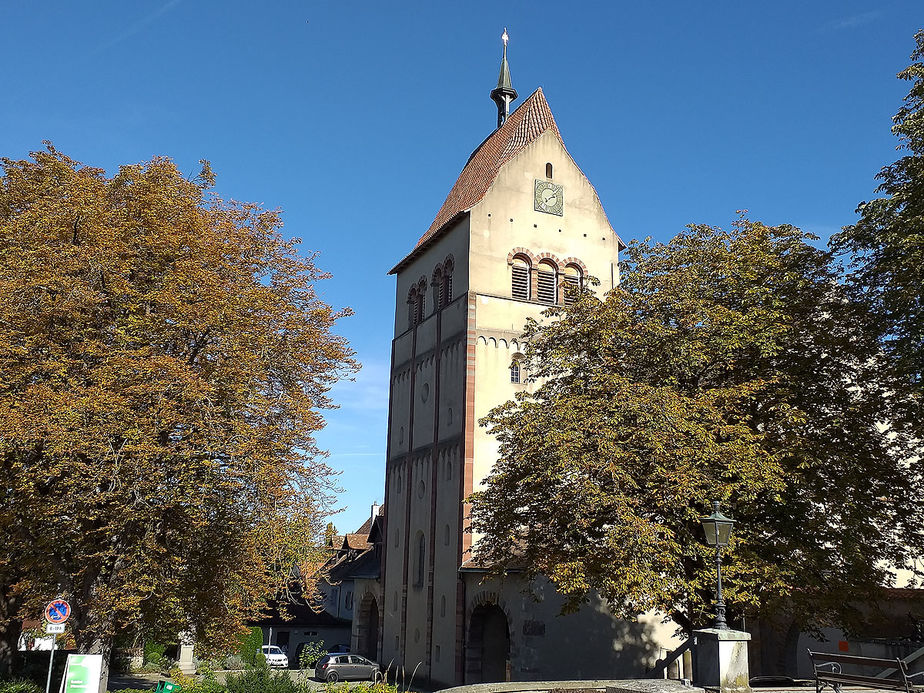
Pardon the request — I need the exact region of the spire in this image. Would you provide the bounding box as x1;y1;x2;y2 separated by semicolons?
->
490;28;518;129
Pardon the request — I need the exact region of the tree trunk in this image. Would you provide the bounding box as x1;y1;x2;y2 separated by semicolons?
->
75;630;112;693
0;588;22;678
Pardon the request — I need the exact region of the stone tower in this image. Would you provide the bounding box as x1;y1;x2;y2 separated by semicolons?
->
374;36;676;688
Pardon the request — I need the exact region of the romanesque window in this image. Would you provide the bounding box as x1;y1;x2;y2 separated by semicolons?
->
510;360;521;384
545;162;553;179
563;264;583;304
537;260;557;304
442;258;454;305
407;288;417;327
432;267;443;309
416;288;425;324
511;255;530;300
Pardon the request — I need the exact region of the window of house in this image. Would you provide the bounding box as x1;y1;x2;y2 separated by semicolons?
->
510;360;521;384
432;268;443;309
511;256;530;300
407;289;417;327
442;260;454;305
537;260;557;304
415;290;425;324
563;264;582;304
345;591;353;610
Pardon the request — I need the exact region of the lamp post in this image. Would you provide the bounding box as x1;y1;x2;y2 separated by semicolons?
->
700;500;735;630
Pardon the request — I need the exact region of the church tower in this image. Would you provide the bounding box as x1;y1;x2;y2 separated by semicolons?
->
375;34;672;687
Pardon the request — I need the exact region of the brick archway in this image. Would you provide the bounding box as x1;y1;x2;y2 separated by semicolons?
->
355;592;380;661
465;593;511;683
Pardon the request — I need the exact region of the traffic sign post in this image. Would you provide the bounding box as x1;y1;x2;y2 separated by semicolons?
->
43;600;71;693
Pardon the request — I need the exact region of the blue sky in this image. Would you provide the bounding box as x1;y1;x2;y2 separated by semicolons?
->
2;1;921;533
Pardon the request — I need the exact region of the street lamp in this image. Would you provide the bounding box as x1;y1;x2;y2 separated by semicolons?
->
700;500;735;630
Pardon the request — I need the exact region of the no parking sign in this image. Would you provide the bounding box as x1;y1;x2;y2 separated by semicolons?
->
44;599;71;624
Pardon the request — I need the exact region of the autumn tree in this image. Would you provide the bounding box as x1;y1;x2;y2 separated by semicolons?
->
470;219;923;635
832;30;924;392
0;146;357;685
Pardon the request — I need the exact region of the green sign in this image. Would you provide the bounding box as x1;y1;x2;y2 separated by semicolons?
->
61;654;103;693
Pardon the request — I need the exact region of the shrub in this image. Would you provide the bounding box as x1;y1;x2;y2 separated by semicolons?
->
223;655;245;671
236;627;265;669
143;641;165;663
168;668;225;693
225;667;298;693
0;680;42;693
297;641;326;669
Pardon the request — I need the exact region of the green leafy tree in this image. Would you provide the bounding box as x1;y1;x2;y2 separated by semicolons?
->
470;219;923;634
832;29;924;389
0;146;357;687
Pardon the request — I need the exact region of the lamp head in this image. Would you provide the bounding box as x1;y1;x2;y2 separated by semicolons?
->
700;500;735;547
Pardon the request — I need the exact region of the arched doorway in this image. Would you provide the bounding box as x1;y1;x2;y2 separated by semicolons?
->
466;604;510;683
355;594;379;661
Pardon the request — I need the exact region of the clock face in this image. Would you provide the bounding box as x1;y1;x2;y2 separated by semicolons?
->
534;180;564;216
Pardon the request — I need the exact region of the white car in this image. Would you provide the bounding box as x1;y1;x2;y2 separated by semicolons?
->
261;645;289;669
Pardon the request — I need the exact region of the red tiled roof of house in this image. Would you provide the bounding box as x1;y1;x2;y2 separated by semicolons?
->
391;88;571;274
344;533;372;551
354;516;374;536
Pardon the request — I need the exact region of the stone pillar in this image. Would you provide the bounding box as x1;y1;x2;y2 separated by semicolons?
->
176;632;195;675
693;628;751;693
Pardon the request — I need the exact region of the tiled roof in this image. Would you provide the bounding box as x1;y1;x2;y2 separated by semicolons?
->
354;516;374;536
344;534;371;551
390;88;563;275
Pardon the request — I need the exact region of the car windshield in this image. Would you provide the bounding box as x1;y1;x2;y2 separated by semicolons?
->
265;646;283;655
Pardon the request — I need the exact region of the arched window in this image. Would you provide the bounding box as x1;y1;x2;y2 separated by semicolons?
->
545;162;553;179
537;260;558;304
416;281;426;323
407;288;417;327
511;255;530;300
442;259;454;306
510;352;524;384
563;264;583;304
432;267;443;309
414;531;426;588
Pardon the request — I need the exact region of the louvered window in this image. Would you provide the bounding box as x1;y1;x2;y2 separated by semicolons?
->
563;265;582;304
416;292;425;324
537;261;557;304
408;291;417;327
443;272;452;305
433;270;443;310
511;257;530;300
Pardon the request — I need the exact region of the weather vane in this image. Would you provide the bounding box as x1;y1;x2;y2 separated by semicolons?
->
502;28;509;47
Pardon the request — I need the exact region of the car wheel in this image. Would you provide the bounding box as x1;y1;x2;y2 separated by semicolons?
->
326;671;339;683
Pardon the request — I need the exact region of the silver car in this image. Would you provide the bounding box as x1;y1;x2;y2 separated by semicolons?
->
314;653;381;682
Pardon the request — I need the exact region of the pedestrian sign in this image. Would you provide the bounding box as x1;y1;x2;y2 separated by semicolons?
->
45;600;71;624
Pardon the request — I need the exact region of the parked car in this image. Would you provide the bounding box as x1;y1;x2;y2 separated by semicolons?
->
314;653;381;682
261;645;289;669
